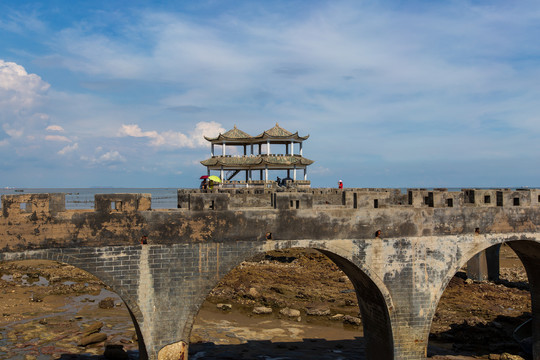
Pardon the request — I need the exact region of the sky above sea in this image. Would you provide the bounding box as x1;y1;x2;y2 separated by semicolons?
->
1;0;539;189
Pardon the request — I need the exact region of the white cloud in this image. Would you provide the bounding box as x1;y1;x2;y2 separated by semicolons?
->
98;150;126;163
58;142;79;155
81;149;126;165
46;125;64;132
45;135;71;142
0;60;49;111
118;121;224;148
2;124;23;138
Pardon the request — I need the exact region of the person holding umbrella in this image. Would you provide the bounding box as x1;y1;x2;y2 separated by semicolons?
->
200;175;209;190
207;175;222;190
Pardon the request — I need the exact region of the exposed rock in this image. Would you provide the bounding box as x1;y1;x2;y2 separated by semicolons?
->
253;306;273;314
216;303;232;310
158;340;187;360
306;307;331;316
29;292;43;302
500;354;524;360
338;276;349;283
78;332;107;346
279;308;300;317
82;321;104;335
248;287;259;298
342;315;362;326
331;314;344;321
99;297;115;309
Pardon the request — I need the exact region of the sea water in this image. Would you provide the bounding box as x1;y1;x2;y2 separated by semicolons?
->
0;188;181;210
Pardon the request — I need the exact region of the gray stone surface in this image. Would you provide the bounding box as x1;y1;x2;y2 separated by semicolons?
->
1;188;540;360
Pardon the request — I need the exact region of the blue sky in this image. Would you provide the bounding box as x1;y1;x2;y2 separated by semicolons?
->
1;0;539;188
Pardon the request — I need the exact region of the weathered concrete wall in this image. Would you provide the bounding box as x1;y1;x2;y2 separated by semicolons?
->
2;190;540;251
1;189;540;360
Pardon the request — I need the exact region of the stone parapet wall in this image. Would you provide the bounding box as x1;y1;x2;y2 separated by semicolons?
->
2;190;540;252
178;187;540;210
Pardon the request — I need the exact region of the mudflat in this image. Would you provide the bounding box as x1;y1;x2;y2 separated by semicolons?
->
0;244;531;359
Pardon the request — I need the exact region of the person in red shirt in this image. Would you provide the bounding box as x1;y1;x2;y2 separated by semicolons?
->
338;180;343;189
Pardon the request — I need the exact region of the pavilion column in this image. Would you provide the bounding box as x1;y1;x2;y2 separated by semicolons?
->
304;167;307;180
293;165;297;180
258;144;262;154
260;170;263;180
222;143;226;156
290;141;294;156
300;142;303;156
265;165;268;182
287;169;290;178
211;144;214;157
220;166;224;181
243;145;246;155
266;141;270;155
251;144;254;155
245;170;248;182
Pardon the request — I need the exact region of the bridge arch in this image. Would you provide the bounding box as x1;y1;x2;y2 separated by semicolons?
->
184;239;396;360
427;234;540;358
0;248;148;360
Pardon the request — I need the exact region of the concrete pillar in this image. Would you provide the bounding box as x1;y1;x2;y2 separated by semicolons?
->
508;241;540;360
467;244;501;281
467;251;488;281
319;250;394;360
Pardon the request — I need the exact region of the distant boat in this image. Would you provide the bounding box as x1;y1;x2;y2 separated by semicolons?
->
14;189;24;192
513;318;532;355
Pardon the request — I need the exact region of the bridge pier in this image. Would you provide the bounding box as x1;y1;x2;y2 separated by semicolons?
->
467;244;501;281
509;241;540;360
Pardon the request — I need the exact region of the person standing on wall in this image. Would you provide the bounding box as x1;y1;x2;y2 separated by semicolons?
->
338;180;343;189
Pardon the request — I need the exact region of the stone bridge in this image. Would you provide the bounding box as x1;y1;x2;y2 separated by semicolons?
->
1;187;540;360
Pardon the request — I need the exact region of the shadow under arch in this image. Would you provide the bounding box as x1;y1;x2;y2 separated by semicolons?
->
427;236;539;358
185;242;395;360
0;249;148;360
508;240;540;358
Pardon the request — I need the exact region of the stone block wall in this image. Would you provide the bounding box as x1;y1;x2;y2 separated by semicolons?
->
95;193;151;212
1;193;66;218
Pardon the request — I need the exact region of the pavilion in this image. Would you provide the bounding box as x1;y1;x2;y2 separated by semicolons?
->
200;124;314;187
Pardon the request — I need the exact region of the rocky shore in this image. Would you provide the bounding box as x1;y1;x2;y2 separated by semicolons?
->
0;244;532;359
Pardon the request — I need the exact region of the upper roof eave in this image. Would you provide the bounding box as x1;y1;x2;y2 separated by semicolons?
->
204;125;252;142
